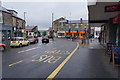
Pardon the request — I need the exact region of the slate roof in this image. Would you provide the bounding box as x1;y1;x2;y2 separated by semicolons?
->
0;7;10;13
68;20;88;23
58;20;88;24
25;26;36;30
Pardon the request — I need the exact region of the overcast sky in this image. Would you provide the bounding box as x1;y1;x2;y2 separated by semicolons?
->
2;2;88;30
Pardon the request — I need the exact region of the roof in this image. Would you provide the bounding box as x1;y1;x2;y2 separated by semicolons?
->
68;20;88;23
58;20;68;23
0;7;10;13
0;6;24;21
12;16;25;21
7;9;18;14
58;20;88;24
53;17;65;23
25;26;37;30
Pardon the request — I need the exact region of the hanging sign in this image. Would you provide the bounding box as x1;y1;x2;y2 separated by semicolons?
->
112;13;120;24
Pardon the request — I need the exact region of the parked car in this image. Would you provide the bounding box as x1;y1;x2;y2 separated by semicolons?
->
42;36;49;43
10;37;30;47
0;43;6;52
27;36;38;44
65;35;71;39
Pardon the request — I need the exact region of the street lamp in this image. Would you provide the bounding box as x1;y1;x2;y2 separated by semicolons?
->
24;12;27;21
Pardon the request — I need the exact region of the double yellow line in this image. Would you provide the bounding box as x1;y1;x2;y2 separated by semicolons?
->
46;42;79;80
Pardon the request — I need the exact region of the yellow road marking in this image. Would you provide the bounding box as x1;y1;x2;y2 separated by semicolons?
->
56;50;61;53
59;51;64;54
46;43;79;80
32;55;50;62
48;57;61;64
9;60;23;67
43;56;54;62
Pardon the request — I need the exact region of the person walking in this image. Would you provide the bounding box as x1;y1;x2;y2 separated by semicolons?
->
98;33;102;44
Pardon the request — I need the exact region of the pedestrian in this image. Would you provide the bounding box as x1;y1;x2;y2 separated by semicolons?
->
82;33;86;45
98;34;101;44
71;36;74;41
89;34;92;42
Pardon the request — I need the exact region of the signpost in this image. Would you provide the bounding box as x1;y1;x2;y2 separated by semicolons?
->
112;45;120;68
106;42;116;55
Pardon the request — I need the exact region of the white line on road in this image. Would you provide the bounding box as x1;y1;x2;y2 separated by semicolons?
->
18;47;40;53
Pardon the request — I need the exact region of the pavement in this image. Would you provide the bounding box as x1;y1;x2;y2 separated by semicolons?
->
1;37;120;80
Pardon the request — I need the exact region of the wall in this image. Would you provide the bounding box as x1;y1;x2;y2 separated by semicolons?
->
108;18;117;42
2;12;12;26
88;2;118;21
54;23;88;32
12;17;17;27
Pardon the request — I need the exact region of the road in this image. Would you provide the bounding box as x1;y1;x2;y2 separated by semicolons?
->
2;38;120;80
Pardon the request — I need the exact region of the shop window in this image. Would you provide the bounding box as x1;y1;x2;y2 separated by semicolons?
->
7;30;11;40
2;30;6;42
19;38;23;41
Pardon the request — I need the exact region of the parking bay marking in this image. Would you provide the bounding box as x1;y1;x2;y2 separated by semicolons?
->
9;60;23;67
32;55;61;64
46;42;79;80
45;50;71;55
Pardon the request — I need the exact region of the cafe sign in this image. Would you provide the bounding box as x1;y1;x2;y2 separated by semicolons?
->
105;4;120;12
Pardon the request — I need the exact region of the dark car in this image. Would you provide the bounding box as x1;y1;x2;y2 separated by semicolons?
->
42;36;49;43
27;36;38;44
65;35;71;39
0;43;6;52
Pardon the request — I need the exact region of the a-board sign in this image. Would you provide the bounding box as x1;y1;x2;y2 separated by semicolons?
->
112;45;120;68
106;43;116;55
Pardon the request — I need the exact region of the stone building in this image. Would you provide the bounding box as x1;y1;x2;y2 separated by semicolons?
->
0;7;25;45
53;17;88;38
25;26;39;37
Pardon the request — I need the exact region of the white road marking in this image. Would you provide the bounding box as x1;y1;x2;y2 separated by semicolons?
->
18;47;40;53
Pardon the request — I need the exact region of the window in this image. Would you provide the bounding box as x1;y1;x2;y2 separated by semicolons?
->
0;13;2;23
19;38;23;41
7;30;11;40
24;39;27;41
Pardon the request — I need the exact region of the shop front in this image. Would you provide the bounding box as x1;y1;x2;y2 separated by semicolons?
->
101;24;108;45
65;31;86;39
112;13;120;45
14;29;26;38
1;25;13;45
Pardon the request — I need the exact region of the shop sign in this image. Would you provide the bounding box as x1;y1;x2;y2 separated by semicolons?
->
112;13;120;24
105;4;120;12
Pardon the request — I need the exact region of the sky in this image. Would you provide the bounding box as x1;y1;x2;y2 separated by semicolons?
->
2;1;88;30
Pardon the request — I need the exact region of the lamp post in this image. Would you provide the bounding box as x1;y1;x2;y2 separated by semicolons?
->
24;12;27;21
23;12;27;38
52;13;54;39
